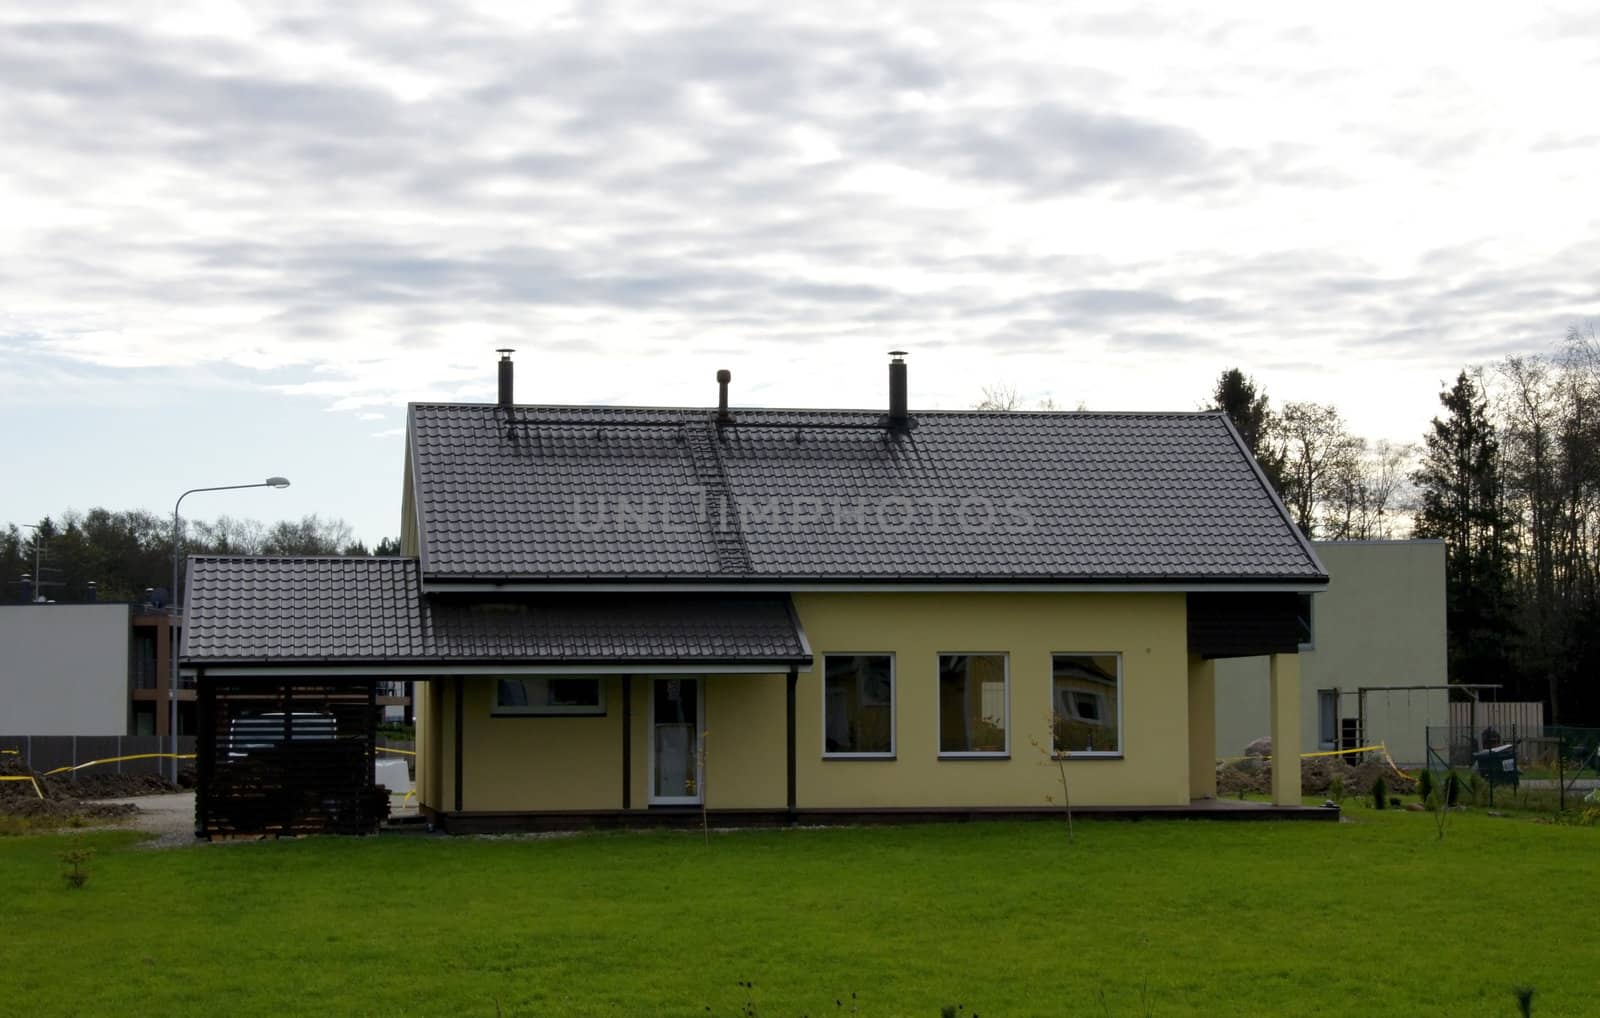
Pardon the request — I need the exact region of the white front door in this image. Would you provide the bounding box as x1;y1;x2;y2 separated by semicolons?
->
649;678;703;805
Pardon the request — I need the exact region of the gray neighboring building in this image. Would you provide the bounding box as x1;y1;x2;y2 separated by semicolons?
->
0;603;134;736
1214;540;1448;766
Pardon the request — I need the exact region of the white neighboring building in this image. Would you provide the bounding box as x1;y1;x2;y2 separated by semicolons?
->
1215;540;1448;767
0;603;132;736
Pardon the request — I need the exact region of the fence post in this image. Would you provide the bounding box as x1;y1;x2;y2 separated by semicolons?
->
1558;734;1565;813
71;735;77;783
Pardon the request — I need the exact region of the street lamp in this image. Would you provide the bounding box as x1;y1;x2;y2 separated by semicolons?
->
170;477;291;782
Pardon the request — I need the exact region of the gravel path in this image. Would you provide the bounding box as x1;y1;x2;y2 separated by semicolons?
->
88;792;199;849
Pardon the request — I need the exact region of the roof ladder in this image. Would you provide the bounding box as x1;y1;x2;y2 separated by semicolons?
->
682;420;753;575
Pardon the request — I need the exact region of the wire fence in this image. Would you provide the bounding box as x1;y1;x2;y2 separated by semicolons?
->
1424;724;1600;812
0;734;197;777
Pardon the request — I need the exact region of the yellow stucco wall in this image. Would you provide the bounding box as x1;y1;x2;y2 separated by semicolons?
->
1187;656;1216;799
792;591;1191;808
703;675;788;809
457;676;625;811
418;590;1194;812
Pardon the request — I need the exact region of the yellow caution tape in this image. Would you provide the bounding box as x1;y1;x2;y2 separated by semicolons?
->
0;774;45;798
1219;744;1384;764
1;749;18;755
376;747;416;756
1301;744;1386;759
43;752;196;776
402;789;417;803
1379;744;1417;781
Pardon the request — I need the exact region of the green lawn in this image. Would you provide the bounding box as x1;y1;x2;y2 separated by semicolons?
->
1;808;1592;1017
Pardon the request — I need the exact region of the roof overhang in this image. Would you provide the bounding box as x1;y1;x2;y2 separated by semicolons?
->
420;580;1331;594
182;565;813;674
190;661;801;677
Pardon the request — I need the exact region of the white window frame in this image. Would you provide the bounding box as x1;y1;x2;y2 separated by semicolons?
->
490;676;607;717
936;651;1010;759
1050;652;1124;759
647;676;706;805
821;652;897;759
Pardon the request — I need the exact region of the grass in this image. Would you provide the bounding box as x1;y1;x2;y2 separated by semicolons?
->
1;809;1595;1017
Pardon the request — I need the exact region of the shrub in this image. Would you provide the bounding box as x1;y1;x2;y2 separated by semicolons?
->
1328;776;1345;802
1372;775;1387;810
1416;768;1434;804
1443;770;1461;807
58;845;94;889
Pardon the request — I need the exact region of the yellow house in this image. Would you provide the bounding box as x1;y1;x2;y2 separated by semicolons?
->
181;353;1332;836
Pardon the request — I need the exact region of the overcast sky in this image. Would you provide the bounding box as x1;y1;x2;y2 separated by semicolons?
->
3;1;1598;544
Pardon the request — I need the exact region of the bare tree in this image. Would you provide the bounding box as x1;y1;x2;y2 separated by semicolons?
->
1277;402;1362;536
1322;439;1418;540
974;384;1066;411
260;515;355;556
189;515;267;555
974;384;1022;411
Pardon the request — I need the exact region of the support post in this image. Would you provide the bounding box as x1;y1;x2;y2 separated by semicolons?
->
621;675;632;810
786;666;798;815
196;671;210;838
155;621;172;738
1270;653;1302;807
1187;655;1217;799
453;677;464;814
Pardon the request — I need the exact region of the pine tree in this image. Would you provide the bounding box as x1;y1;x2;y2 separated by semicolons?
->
1212;368;1288;494
1412;371;1521;691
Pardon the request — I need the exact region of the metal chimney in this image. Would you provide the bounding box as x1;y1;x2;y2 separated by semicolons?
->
888;351;910;429
497;349;515;407
716;369;733;425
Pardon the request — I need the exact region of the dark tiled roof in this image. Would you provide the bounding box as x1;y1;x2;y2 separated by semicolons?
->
423;594;807;663
409;405;1325;584
183;556;424;661
182;556;809;666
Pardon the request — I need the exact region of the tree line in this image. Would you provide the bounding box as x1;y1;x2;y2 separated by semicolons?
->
2;510;399;606
1211;325;1600;723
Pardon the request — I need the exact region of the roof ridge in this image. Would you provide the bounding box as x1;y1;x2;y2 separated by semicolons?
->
409;401;1223;418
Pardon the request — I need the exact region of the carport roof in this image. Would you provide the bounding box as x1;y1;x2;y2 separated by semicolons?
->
181;556;810;669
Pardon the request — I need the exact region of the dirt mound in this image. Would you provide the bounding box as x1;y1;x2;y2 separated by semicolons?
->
1;754;163;823
1217;754;1418;798
45;772;179;799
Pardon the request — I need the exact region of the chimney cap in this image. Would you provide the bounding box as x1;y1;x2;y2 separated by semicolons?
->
716;369;732;383
497;348;515;358
889;350;908;362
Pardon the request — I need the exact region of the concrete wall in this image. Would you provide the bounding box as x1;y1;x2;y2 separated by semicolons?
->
420;590;1197;813
1215;540;1447;765
0;604;132;735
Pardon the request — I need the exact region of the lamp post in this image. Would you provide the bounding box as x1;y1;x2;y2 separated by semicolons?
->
170;477;290;782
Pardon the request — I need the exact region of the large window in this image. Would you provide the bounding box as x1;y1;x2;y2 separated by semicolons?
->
938;653;1008;756
493;677;605;716
823;654;894;757
1051;654;1121;755
1296;593;1315;650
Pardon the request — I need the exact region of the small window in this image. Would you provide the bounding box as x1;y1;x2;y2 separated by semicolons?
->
938;653;1008;756
1296;593;1314;650
823;654;894;756
1317;689;1338;750
1052;654;1121;755
493;677;605;716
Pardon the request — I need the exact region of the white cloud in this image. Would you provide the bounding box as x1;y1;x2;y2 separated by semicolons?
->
0;0;1596;476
